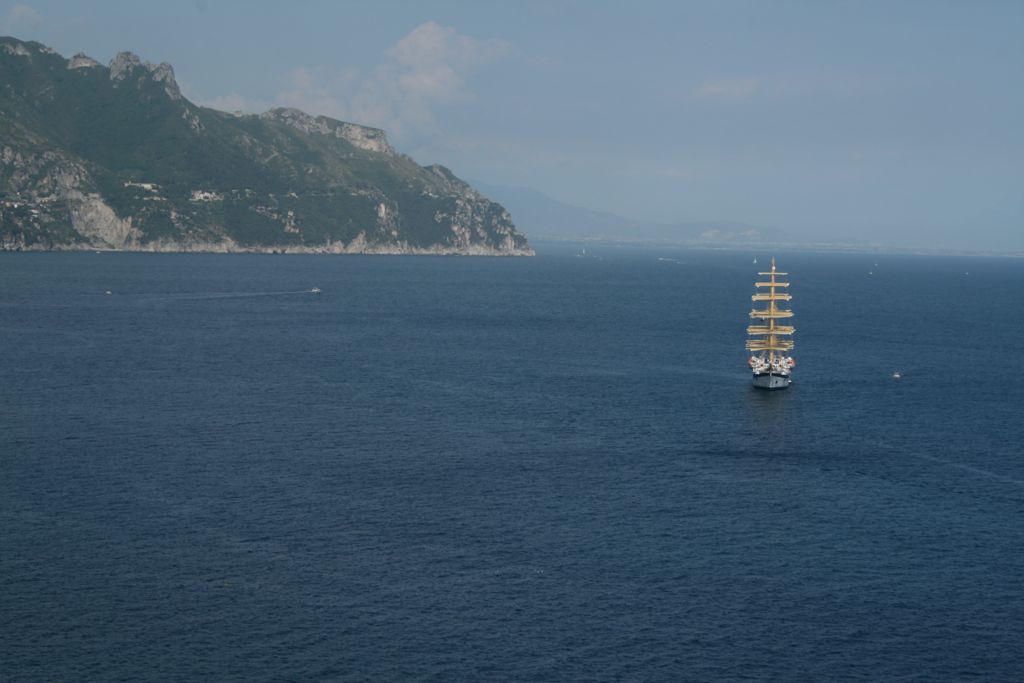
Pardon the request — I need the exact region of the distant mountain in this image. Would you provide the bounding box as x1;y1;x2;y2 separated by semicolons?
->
473;181;791;246
0;37;532;254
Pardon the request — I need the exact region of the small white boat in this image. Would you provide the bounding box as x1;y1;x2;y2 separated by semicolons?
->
892;371;901;379
310;287;321;294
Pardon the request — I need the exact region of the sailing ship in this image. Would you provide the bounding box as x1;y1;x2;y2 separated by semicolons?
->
746;257;795;389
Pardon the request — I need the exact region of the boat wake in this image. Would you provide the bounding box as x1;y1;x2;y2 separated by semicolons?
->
863;437;1024;488
911;451;1024;488
145;289;322;302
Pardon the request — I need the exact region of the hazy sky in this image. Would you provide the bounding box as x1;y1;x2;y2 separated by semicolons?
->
3;0;1022;250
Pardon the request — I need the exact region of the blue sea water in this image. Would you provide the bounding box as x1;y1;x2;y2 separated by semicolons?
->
2;245;1023;681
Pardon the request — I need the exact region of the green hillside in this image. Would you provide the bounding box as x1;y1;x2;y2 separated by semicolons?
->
0;37;532;254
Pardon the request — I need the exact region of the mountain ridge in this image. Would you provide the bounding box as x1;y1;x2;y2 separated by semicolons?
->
0;36;533;255
471;182;792;246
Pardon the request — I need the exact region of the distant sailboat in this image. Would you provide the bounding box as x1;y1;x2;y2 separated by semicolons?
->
746;257;795;390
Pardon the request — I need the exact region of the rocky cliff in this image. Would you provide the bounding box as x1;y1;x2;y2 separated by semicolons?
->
0;37;533;255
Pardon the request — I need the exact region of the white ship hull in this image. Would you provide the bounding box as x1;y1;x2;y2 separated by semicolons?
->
747;258;795;391
752;372;791;390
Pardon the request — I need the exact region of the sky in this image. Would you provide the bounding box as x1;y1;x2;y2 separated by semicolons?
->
2;0;1022;251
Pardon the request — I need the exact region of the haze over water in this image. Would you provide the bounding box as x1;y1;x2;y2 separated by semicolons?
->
3;247;1023;680
5;0;1022;251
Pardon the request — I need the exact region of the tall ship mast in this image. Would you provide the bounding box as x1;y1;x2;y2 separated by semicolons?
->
746;257;795;389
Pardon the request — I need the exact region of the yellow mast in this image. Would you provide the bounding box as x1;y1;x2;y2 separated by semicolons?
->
746;257;794;366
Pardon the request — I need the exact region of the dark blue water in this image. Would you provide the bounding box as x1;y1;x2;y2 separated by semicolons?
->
2;245;1023;681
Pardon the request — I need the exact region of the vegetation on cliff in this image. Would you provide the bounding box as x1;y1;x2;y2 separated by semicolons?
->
0;37;532;254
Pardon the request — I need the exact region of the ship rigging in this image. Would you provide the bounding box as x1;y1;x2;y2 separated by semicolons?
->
746;257;795;389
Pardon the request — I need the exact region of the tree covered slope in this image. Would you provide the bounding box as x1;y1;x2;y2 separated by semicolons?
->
0;37;532;255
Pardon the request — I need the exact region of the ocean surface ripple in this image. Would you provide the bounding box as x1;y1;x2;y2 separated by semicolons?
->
2;246;1023;681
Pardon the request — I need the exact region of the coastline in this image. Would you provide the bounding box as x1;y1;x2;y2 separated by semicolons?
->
0;239;536;257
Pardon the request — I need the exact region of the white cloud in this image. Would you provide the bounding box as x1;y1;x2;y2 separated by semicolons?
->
387;21;508;97
273;65;363;123
1;3;42;34
773;71;872;98
694;77;759;101
201;91;272;114
177;77;270;115
190;22;511;147
693;71;874;103
270;21;511;142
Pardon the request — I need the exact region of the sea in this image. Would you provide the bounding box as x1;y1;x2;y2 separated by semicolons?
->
2;244;1023;681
